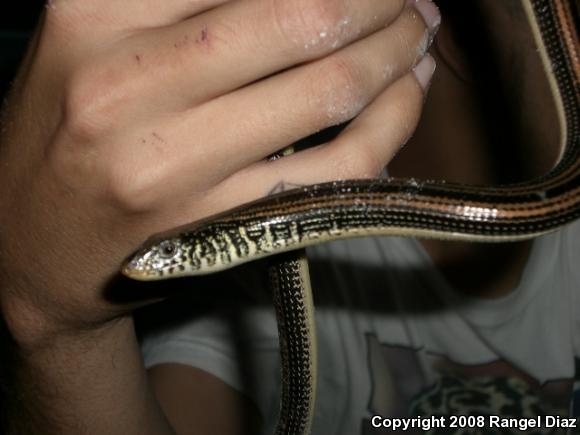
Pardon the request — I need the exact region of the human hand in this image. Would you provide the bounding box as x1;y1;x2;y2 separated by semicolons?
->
0;0;439;342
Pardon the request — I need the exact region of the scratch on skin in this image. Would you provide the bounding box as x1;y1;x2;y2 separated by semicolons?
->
135;54;141;64
174;35;190;49
195;25;209;46
151;132;166;143
268;181;306;196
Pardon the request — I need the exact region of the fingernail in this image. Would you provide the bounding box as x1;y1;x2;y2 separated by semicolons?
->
412;0;441;34
413;54;436;92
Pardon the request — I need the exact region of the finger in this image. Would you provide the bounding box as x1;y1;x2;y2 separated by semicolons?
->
46;0;232;30
165;4;433;175
104;0;233;28
127;0;410;109
87;3;436;215
211;57;435;210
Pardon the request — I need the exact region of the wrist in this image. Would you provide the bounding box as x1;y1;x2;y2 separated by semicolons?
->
0;315;171;435
0;279;126;351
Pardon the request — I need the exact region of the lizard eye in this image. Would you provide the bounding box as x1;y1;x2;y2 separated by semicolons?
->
158;240;178;259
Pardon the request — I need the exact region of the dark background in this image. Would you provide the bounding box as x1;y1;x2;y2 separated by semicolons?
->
1;2;44;30
0;2;45;99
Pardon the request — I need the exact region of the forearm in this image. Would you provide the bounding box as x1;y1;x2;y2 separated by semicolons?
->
1;315;174;435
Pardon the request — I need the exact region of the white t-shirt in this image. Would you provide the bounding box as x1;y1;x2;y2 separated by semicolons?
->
140;219;580;434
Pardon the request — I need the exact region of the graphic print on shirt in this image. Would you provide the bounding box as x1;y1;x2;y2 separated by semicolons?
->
361;334;576;434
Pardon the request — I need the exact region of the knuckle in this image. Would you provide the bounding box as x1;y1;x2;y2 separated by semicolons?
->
45;141;158;213
101;158;159;213
63;72;109;140
311;56;365;124
325;56;360;90
353;148;384;178
332;146;383;180
62;61;129;141
273;0;349;50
